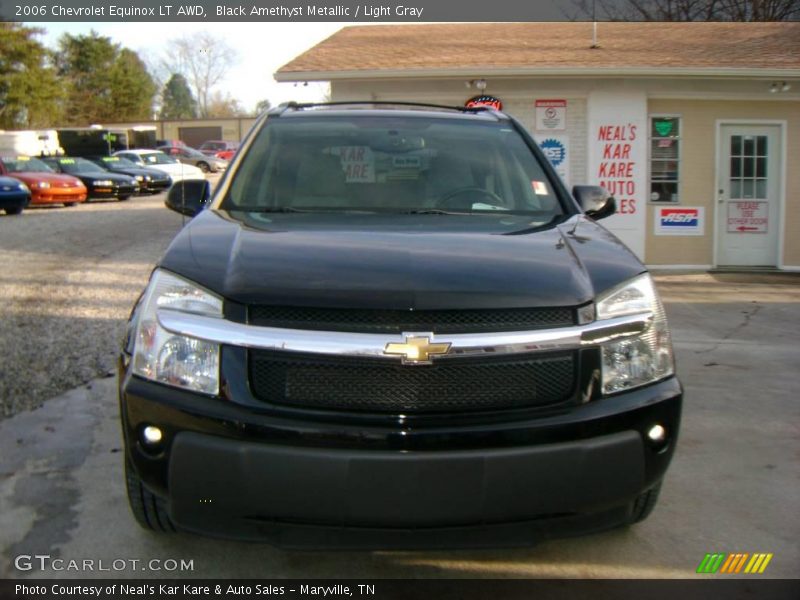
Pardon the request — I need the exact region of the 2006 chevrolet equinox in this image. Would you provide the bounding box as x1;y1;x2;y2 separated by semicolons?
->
119;102;682;548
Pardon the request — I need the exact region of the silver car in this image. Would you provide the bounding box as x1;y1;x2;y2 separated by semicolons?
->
157;145;228;173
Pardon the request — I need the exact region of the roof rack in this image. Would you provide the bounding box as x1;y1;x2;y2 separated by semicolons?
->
273;101;498;115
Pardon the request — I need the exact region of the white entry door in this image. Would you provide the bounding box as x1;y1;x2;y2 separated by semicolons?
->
717;125;781;267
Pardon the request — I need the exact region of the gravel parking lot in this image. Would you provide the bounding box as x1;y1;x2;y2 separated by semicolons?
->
0;196;798;579
0;195;185;419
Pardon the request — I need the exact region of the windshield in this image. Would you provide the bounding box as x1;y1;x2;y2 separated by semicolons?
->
98;156;136;168
221;115;565;218
54;158;106;174
2;157;55;174
141;152;178;165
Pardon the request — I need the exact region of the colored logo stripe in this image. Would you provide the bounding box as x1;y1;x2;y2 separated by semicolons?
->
697;553;773;574
697;553;726;574
745;553;773;574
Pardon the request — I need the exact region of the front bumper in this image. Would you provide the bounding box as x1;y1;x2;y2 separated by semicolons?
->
30;188;87;205
0;191;30;211
88;183;137;199
119;366;682;548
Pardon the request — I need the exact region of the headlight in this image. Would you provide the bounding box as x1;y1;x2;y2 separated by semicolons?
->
17;182;30;192
95;180;113;186
131;269;222;395
596;273;674;394
37;181;51;189
135;175;144;182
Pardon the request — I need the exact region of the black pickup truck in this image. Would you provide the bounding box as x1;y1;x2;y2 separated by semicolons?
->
118;102;681;548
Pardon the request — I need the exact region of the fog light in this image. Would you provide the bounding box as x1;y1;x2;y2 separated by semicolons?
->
142;425;163;445
647;424;666;443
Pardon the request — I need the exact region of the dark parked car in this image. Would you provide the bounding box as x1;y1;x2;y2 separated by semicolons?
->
42;157;138;201
0;175;30;215
87;155;172;195
158;145;228;173
120;102;681;548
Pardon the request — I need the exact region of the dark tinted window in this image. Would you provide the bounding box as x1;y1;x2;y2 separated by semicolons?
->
222;115;564;217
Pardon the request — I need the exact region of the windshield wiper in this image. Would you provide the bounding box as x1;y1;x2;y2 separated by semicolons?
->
403;209;465;215
234;206;312;213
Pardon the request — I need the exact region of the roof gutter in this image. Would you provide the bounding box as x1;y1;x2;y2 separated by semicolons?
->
275;66;800;82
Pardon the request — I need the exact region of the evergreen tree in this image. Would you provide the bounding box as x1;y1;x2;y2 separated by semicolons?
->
110;49;158;121
0;23;63;128
55;31;156;125
160;74;197;119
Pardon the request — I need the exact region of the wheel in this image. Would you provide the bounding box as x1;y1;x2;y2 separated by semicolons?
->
4;206;23;215
627;480;662;524
125;460;176;533
438;187;505;210
118;195;131;201
63;202;77;207
197;162;210;173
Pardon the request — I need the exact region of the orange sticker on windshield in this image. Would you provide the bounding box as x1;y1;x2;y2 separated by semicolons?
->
532;180;548;195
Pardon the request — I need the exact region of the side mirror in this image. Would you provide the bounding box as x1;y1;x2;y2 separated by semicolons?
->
166;179;211;217
572;185;616;220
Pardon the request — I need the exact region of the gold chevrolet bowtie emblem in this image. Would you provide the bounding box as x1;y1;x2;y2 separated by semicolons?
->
384;335;452;364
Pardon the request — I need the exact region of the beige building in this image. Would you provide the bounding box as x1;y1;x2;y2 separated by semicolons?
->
276;22;800;270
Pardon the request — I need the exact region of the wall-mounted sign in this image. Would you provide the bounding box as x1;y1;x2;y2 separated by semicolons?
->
465;95;503;110
727;201;768;233
534;134;570;187
535;99;566;131
587;91;647;258
654;207;704;236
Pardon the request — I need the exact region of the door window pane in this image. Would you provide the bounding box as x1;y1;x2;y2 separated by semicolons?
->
731;135;741;155
731;157;741;177
730;180;741;198
743;156;754;178
756;136;767;156
756;179;767;198
743;136;754;156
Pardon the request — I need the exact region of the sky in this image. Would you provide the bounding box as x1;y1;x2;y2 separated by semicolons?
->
38;22;349;114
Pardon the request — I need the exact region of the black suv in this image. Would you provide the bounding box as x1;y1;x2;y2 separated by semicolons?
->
119;102;681;548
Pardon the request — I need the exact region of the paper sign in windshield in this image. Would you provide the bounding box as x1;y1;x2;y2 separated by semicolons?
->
531;180;548;195
333;146;375;183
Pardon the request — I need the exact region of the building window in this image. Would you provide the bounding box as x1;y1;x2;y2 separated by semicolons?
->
649;116;680;203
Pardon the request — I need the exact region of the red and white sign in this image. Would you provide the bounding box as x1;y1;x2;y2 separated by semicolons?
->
655;207;704;236
727;201;768;233
587;91;647;258
535;99;566;131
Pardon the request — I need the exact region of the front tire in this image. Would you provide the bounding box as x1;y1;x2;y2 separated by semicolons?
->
118;195;131;201
197;162;210;173
63;202;77;207
4;206;23;215
125;460;176;533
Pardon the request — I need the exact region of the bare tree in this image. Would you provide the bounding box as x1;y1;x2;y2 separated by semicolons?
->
165;32;238;118
570;0;799;20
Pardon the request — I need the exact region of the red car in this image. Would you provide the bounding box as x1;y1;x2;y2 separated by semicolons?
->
0;156;87;207
198;140;238;161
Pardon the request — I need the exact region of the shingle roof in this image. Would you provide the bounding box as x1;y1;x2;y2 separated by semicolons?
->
276;22;800;79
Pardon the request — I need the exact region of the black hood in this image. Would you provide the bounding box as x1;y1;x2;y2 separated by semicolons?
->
158;210;645;310
74;171;135;182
